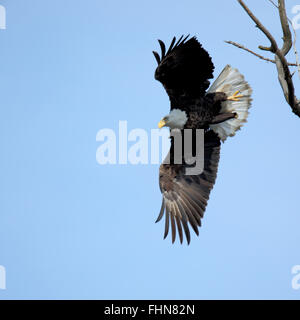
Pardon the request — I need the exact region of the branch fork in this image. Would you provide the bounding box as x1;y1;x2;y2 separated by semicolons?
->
226;0;300;117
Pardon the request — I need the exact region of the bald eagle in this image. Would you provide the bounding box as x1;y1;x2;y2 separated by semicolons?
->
153;36;252;245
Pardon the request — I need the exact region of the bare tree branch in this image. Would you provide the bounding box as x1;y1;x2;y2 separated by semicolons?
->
289;11;300;78
293;27;300;78
278;0;292;55
268;0;300;78
225;40;298;66
237;0;278;51
227;0;300;117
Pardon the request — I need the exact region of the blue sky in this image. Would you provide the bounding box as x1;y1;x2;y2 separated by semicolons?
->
0;0;300;299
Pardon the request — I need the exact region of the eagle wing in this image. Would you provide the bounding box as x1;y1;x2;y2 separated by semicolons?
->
157;130;221;244
153;36;215;110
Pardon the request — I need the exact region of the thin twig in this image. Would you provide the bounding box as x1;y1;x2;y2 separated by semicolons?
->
225;40;298;66
267;0;278;8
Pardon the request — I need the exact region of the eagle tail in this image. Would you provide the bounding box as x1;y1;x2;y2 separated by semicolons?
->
208;65;252;142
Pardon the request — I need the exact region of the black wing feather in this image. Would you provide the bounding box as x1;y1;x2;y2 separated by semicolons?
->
158;40;166;60
166;36;176;55
152;51;161;64
153;35;215;106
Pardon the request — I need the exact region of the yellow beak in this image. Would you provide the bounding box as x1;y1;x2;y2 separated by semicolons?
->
158;119;166;129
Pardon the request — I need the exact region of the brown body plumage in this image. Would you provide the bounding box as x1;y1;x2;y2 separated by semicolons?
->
153;36;252;244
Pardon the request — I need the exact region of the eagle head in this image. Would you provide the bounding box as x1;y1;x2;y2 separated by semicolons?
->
158;109;188;130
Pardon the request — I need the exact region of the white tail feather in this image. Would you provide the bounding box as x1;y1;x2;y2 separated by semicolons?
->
208;65;252;142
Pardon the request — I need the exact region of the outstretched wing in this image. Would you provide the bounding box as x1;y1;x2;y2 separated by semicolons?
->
153;36;215;109
157;130;221;244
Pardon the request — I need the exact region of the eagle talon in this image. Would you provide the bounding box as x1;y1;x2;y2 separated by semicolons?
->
228;90;243;102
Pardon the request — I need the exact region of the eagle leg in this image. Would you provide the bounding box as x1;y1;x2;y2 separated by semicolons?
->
227;90;244;101
210;112;237;125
